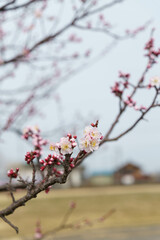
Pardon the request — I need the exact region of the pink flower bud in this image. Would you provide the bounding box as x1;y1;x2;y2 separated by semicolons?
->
40;166;45;171
70;201;76;209
39;159;44;164
70;158;74;162
67;133;72;138
7;168;18;178
45;186;51;194
70;164;75;168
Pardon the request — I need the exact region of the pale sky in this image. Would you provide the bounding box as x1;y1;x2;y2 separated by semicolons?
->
0;0;160;177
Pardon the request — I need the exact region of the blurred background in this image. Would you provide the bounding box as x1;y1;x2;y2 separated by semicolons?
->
0;0;160;239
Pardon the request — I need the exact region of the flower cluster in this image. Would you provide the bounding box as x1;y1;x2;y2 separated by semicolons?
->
39;153;62;172
7;124;103;181
145;38;154;50
69;34;82;43
124;96;136;107
119;71;130;79
124;96;146;112
25;151;39;164
23;126;40;140
111;82;123;97
50;134;77;155
23;126;48;157
7;168;19;178
134;105;147;111
99;14;111;27
145;38;160;69
79;125;103;153
39;134;77;172
39;125;103;173
111;72;130;97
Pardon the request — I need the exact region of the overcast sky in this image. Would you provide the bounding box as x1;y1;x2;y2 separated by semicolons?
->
0;0;160;177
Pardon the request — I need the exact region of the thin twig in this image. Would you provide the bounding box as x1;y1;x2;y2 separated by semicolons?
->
8;178;16;203
0;215;19;234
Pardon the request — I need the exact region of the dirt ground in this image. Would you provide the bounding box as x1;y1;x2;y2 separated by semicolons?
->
53;225;160;240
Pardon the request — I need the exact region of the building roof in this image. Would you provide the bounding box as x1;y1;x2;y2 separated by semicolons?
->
114;163;141;174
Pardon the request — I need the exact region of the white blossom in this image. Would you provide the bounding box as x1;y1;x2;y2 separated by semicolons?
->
150;76;160;87
80;125;103;153
59;137;73;155
84;126;102;139
79;136;92;153
50;143;60;153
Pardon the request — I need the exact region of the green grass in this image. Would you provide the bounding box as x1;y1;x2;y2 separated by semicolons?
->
1;184;160;239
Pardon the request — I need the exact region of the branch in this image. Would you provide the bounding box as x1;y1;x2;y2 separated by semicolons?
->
1;21;73;66
32;207;115;240
107;90;158;142
0;0;42;12
86;0;124;17
77;0;125;20
0;0;16;11
0;215;18;234
73;24;124;40
0;0;127;66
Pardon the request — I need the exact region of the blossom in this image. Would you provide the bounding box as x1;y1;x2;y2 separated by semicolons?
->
50;143;60;153
79;136;92;153
89;138;100;151
150;76;160;88
84;126;102;140
22;125;48;157
49;134;77;157
79;124;103;153
79;136;100;153
59;137;73;155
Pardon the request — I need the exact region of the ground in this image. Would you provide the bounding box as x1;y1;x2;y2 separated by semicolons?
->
0;184;160;239
53;226;160;240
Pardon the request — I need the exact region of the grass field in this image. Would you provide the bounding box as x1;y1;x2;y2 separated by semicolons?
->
1;184;160;239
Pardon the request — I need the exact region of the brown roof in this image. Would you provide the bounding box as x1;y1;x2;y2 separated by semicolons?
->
115;163;141;174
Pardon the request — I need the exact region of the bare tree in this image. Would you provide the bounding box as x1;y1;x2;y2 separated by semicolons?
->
0;0;148;134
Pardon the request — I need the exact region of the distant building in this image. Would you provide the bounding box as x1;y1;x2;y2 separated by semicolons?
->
59;166;85;188
114;163;151;185
87;171;114;186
